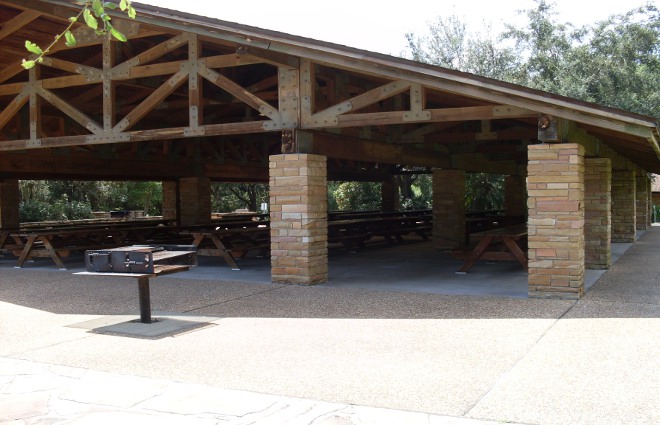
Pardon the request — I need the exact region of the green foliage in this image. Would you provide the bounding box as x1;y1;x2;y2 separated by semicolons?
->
333;182;381;211
18;180;163;222
211;183;269;212
465;173;504;210
407;0;660;118
22;0;136;69
20;198;93;222
396;174;433;210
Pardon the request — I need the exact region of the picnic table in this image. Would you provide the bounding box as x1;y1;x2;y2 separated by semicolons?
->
456;224;528;273
9;223;181;269
328;214;432;250
180;225;270;270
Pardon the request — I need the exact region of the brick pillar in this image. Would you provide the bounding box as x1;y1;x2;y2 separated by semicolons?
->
611;170;636;242
504;175;527;216
584;158;611;269
162;181;177;221
648;178;653;227
269;154;327;284
178;177;211;226
527;144;585;299
432;169;465;249
0;179;20;228
381;179;399;212
636;172;649;231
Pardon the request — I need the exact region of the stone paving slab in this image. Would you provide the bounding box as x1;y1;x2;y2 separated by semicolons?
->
0;357;527;425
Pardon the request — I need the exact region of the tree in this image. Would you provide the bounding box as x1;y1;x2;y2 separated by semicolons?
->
406;15;522;81
333;182;382;211
211;183;269;212
501;1;660;116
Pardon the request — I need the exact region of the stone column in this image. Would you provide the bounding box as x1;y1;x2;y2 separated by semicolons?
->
584;158;611;269
504;175;527;216
0;179;20;228
611;170;636;242
381;178;399;212
269;154;327;284
648;178;653;226
636;172;649;231
178;176;211;226
527;144;585;299
161;181;177;221
432;169;465;249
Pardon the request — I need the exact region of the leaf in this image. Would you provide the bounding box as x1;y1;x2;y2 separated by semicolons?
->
21;59;36;69
64;31;77;47
101;13;111;22
109;24;127;42
120;0;127;11
25;40;43;55
83;8;98;29
104;2;117;9
127;6;136;19
92;0;104;17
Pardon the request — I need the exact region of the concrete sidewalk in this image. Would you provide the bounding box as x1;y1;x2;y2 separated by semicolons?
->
1;227;659;424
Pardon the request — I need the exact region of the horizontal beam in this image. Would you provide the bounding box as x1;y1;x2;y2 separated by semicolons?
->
304;131;450;168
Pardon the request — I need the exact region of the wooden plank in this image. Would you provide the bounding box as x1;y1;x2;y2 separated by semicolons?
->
0;10;40;41
300;59;314;126
0;87;29;131
236;46;300;68
0;81;26;96
36;86;103;134
202;53;262;68
112;33;189;75
310;80;410;125
29;67;40;143
198;63;279;118
102;36;116;132
306;131;450;168
114;70;188;133
277;67;299;129
188;35;202;133
40;57;102;78
0;62;25;85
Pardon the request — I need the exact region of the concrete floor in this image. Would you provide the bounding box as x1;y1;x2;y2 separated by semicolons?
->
0;234;635;299
1;229;658;424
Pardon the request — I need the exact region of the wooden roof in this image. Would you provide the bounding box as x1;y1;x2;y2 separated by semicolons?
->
0;0;659;181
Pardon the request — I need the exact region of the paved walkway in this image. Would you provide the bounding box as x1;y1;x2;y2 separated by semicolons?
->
1;227;659;424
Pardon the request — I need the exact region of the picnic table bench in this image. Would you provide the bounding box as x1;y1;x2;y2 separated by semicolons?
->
456;224;528;273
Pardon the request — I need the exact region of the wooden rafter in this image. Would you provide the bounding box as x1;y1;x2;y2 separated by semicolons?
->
39;57;102;78
198;62;279;119
0;86;29;131
308;80;411;126
114;70;188;133
0;10;40;41
36;86;103;134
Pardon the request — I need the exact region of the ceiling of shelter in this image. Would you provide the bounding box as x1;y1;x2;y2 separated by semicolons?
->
0;0;658;182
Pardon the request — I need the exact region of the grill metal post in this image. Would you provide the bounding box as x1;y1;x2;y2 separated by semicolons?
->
137;277;152;324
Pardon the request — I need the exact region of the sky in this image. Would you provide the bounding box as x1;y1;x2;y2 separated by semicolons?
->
137;0;659;56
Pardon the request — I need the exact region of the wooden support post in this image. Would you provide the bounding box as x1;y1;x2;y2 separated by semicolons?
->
188;35;203;134
103;35;116;133
29;66;41;145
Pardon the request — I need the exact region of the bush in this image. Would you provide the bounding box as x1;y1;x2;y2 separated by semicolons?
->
19;199;93;222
